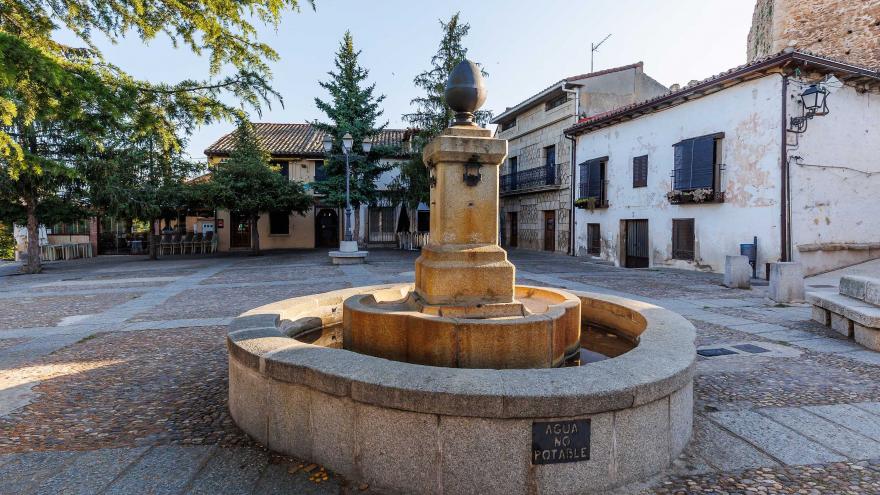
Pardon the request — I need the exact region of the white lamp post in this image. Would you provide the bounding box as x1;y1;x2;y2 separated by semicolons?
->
322;133;373;250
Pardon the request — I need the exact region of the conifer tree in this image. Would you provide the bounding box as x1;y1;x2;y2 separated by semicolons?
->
392;13;491;209
312;31;390;242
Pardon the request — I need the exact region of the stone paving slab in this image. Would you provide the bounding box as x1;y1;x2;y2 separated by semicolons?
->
34;447;149;495
844;350;880;366
854;402;880;416
0;451;81;494
253;462;342;495
759;407;880;460
791;336;864;354
806;404;880;442
186;446;268;495
687;417;779;472
760;328;825;342
708;410;845;465
103;445;215;495
727;322;788;334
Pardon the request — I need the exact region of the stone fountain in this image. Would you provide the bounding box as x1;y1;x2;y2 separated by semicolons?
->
227;61;696;494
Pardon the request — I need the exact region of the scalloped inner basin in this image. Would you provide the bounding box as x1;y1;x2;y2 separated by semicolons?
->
292;320;636;367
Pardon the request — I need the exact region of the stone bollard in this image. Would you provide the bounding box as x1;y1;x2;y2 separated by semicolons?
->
724;255;752;289
768;261;805;303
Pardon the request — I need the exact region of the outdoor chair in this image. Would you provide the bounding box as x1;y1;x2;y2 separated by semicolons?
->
159;234;174;256
203;231;217;254
181;232;195;254
192;233;203;254
170;232;182;255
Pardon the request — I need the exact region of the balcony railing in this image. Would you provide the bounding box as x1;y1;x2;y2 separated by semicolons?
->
500;163;562;194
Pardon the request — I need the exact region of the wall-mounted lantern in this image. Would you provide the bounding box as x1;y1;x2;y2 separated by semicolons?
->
463;156;482;186
789;84;830;133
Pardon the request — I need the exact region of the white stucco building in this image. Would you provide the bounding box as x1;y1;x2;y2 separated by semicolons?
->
565;50;880;276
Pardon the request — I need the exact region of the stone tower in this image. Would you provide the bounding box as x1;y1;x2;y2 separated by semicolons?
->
747;0;880;69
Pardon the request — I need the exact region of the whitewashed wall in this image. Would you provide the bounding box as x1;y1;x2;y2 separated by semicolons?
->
573;76;784;273
787;82;880;274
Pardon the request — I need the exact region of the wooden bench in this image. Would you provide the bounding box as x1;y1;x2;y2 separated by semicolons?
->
808;275;880;351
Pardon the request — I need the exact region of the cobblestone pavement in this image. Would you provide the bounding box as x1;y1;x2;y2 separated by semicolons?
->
1;249;879;494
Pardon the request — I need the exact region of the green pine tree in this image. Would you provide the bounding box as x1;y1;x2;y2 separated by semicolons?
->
312;31;390;242
205;119;311;255
392;13;492;209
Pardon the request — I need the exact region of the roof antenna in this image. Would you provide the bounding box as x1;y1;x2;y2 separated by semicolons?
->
591;34;612;73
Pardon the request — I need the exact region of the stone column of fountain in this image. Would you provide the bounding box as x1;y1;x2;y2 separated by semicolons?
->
342;61;581;368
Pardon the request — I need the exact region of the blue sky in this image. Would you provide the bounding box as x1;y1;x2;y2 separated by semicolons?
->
65;0;755;159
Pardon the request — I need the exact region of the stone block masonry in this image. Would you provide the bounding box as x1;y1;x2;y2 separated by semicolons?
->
748;0;880;69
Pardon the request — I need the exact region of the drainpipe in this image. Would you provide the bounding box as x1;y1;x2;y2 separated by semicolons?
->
561;84;580;256
780;75;790;262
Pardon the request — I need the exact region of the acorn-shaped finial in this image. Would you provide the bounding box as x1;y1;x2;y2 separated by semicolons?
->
444;60;487;126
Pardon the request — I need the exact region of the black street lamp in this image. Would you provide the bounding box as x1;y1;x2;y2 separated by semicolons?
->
789;84;830;134
322;132;373;245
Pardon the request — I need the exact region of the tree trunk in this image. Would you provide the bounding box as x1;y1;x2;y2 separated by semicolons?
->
24;197;41;274
149;219;159;260
251;214;261;256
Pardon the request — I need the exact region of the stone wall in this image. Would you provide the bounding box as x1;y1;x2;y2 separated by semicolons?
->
748;0;880;69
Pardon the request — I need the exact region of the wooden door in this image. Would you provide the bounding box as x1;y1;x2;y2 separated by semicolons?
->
543;210;555;252
230;213;251;248
508;212;518;248
315;209;339;248
624;219;649;268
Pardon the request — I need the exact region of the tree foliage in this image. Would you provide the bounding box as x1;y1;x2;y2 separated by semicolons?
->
392;13;491;209
0;0;310;271
311;31;390;238
203;120;311;255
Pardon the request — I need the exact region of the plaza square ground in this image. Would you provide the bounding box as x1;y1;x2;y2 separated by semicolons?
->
1;250;880;494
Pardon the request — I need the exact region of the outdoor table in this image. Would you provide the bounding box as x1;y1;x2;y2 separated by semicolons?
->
130;240;143;254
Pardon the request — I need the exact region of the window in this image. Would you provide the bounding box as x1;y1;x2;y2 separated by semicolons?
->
633;155;648;188
500;118;516;132
587;223;601;255
672;219;695;260
48;220;90;235
417;210;430;232
314;160;327;181
673;134;723;191
272;161;289;178
544;145;556;168
578;157;607;206
545;93;568;111
269;212;290;235
508;156;518;175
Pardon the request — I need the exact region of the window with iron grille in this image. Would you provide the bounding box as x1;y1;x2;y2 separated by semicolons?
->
269;212;290;235
578;157;607;205
500;118;516;132
369;206;397;242
633;155;648;188
545;94;568;111
587;223;601;255
673;134;723;191
672;219;695;260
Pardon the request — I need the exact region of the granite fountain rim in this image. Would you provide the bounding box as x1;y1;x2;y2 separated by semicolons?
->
226;284;696;419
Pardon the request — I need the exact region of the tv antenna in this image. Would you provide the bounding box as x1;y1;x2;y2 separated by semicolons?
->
591;33;612;72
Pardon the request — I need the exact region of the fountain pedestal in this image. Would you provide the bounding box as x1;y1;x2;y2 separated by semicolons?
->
415;125;514;306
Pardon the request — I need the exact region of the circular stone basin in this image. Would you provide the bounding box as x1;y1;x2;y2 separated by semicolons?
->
226;285;695;495
343;285;581;369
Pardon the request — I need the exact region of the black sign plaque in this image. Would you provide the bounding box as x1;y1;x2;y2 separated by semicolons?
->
531;419;591;465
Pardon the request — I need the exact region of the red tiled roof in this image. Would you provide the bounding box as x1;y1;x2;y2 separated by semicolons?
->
204;123;407;157
491;62;645;124
565;49;880;136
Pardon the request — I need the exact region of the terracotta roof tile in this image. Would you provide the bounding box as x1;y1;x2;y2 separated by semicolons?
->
204;123;407;157
565;49;880;136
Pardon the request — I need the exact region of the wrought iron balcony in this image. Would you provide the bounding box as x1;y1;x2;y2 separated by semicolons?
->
500;163;562;195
